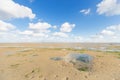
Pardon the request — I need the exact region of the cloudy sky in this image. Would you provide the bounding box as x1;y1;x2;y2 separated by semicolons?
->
0;0;120;43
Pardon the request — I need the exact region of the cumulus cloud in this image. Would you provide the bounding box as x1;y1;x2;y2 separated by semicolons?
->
0;20;15;31
0;0;35;20
80;8;91;15
52;25;57;29
60;22;75;33
90;24;120;42
0;0;77;43
18;22;77;40
100;30;115;36
17;21;54;38
52;22;75;38
19;31;48;37
53;32;68;38
97;0;120;16
18;30;33;35
106;24;120;31
0;20;83;42
29;22;52;33
32;33;48;37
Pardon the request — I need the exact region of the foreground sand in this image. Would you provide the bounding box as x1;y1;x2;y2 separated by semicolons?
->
0;43;120;80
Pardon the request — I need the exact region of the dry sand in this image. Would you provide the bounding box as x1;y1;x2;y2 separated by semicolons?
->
0;43;120;80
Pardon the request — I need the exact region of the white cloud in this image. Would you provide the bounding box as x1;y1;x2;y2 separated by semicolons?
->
106;24;120;31
80;8;91;15
15;30;48;41
90;24;120;42
17;21;54;38
0;20;15;31
18;30;33;35
32;33;48;37
53;32;68;38
53;25;57;29
97;0;120;16
18;23;51;37
101;30;115;36
0;0;35;20
60;22;75;33
0;20;84;42
0;20;119;42
29;22;52;33
52;22;75;38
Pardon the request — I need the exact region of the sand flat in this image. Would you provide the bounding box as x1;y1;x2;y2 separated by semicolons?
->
0;43;120;80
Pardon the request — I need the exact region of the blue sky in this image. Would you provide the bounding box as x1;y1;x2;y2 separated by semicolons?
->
0;0;120;42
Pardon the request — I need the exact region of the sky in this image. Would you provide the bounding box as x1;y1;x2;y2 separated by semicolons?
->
0;0;120;43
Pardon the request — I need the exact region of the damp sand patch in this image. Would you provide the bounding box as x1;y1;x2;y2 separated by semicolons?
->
50;57;62;61
51;53;93;71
